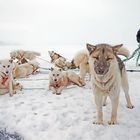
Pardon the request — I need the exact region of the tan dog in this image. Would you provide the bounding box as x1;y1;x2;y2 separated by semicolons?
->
48;51;76;70
72;46;130;82
86;43;133;125
10;50;40;63
0;59;22;96
13;61;39;78
72;49;90;81
49;67;85;95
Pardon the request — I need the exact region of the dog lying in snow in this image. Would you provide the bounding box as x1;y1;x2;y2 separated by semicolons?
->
86;43;133;125
13;61;39;78
0;59;22;96
49;67;85;95
48;51;76;70
10;50;40;64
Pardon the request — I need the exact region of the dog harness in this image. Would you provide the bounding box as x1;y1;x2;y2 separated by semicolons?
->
1;73;9;86
30;64;38;74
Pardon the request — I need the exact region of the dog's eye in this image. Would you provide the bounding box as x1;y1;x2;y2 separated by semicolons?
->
57;74;59;76
53;74;55;76
3;66;6;68
93;56;99;60
106;58;112;61
7;65;10;68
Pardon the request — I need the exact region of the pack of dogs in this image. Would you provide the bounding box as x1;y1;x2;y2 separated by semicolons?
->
0;44;134;125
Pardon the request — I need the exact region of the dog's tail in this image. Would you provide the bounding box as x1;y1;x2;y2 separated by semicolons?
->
117;47;130;57
72;50;89;67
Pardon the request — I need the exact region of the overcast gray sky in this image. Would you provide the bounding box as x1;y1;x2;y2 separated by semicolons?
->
0;0;139;47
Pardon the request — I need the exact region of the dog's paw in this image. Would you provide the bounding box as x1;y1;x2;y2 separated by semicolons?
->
52;92;56;94
102;103;107;106
108;120;117;125
93;120;103;125
127;104;134;109
9;93;13;97
56;93;61;95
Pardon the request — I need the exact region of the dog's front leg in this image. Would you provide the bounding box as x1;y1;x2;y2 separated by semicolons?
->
56;86;65;95
8;77;14;97
93;93;103;125
49;86;57;94
108;95;119;125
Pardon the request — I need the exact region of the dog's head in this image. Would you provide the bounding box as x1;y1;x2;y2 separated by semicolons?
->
48;51;65;62
10;50;24;60
49;67;63;82
0;59;13;76
87;43;123;75
48;51;59;62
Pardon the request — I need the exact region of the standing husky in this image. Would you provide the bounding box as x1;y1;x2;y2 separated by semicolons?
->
0;59;22;96
49;67;85;95
86;43;133;125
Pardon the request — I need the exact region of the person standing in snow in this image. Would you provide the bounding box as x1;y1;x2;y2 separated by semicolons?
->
123;29;140;66
136;29;140;43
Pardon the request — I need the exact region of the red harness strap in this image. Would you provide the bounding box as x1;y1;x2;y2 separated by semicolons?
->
30;64;38;74
17;53;24;60
2;75;8;85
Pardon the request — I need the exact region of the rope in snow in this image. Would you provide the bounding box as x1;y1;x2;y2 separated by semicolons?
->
36;56;51;64
39;67;51;71
22;87;46;90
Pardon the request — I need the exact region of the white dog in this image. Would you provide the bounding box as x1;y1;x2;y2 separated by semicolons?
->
10;50;41;63
49;67;85;95
13;61;39;78
0;59;22;96
48;51;75;70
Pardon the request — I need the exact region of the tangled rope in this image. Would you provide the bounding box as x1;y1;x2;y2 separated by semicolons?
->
123;44;140;66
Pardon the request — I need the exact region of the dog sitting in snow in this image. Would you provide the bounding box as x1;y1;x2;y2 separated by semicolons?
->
0;59;22;96
48;51;76;70
10;49;41;64
13;61;39;78
49;67;85;95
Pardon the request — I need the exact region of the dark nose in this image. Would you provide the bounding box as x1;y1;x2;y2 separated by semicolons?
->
54;79;57;81
97;68;105;75
6;71;9;74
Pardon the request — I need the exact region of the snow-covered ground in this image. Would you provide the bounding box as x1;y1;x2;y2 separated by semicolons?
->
0;45;140;140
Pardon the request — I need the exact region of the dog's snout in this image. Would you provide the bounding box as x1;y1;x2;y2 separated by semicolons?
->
98;69;105;75
6;71;9;74
54;79;57;82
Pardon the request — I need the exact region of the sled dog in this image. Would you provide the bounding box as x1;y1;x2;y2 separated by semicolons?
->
10;50;40;62
86;43;133;125
49;67;85;95
0;59;22;96
13;61;39;78
48;51;76;70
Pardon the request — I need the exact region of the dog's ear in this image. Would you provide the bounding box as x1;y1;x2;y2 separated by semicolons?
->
50;67;54;71
9;59;13;63
48;51;52;55
86;43;96;55
112;44;123;53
